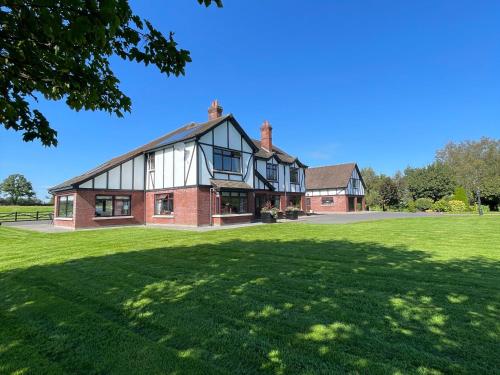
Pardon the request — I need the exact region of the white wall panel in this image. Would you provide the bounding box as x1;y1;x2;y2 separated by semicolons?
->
228;123;241;150
242;139;253;153
173;143;184;187
79;180;92;189
94;173;106;189
164;147;174;187
184;142;197;186
108;166;120;189
199;131;212;144
133;155;144;190
213;121;227;147
199;144;212;185
121;160;133;190
154;150;164;189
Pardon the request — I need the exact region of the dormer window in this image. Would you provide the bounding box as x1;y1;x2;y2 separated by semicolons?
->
266;163;277;181
214;147;241;173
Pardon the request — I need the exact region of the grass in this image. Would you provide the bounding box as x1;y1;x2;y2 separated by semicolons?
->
0;205;53;213
0;216;499;374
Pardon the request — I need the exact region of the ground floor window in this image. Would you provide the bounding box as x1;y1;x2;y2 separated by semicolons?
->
57;195;74;217
270;195;280;209
321;196;334;205
288;196;301;208
155;193;174;215
221;191;247;214
95;195;131;217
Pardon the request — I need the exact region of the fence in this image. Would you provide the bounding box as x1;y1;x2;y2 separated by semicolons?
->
0;211;53;223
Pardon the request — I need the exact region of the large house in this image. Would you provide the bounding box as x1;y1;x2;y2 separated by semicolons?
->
305;163;365;212
49;101;307;228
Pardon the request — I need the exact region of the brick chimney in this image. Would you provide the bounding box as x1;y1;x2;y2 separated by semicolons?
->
260;120;273;151
208;99;223;120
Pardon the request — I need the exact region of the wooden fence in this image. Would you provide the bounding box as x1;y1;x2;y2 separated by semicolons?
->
0;211;53;223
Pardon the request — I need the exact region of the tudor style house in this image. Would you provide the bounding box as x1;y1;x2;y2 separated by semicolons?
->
305;163;365;213
49;101;307;228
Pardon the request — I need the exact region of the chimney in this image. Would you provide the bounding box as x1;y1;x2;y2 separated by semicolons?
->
208;99;223;120
260;120;273;151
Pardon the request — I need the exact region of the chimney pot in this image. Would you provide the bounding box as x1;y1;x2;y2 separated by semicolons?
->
208;99;223;120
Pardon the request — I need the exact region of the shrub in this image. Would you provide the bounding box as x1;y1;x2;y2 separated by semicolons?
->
448;200;468;213
432;199;450;212
415;198;433;211
406;199;416;213
452;186;469;205
471;204;490;213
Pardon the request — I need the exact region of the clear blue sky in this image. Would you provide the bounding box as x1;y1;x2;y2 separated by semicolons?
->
1;0;499;199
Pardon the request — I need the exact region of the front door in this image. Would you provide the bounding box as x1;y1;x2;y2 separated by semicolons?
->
348;197;355;212
255;195;265;218
305;197;311;213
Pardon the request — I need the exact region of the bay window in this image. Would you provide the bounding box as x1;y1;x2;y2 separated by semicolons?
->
155;193;174;215
220;191;247;214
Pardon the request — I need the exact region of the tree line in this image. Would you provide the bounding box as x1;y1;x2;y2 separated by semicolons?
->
0;174;48;205
361;137;499;213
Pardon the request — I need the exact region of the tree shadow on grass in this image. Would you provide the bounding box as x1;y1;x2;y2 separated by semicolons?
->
1;238;499;374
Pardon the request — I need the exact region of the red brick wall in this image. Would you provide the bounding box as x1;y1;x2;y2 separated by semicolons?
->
308;195;348;212
146;187;206;226
73;190;144;228
212;214;253;226
307;195;366;213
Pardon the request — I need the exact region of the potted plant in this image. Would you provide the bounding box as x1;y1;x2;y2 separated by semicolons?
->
260;201;279;223
285;206;300;220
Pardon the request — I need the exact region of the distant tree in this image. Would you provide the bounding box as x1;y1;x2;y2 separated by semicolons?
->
404;162;455;201
437;137;500;212
379;177;399;211
1;0;222;146
0;174;36;204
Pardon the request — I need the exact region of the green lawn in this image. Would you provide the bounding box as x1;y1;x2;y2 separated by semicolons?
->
0;205;53;213
0;217;499;374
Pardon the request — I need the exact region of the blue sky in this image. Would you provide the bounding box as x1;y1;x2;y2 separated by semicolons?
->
1;0;499;199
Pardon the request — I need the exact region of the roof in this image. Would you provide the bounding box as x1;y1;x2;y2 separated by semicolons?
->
210;179;253;190
305;163;358;189
252;139;307;167
49;115;233;192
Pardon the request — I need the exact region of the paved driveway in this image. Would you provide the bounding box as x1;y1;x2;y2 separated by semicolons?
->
298;211;443;224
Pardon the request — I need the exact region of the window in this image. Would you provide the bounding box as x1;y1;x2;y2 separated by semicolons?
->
155;193;174;215
289;196;301;208
214;148;241;173
220;191;247;214
290;167;299;183
321;196;334;206
270;195;280;209
95;195;131;217
266;163;278;181
147;153;155;171
350;178;359;189
57;195;74;218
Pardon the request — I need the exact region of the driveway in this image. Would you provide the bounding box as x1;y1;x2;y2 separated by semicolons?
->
298;211;443;224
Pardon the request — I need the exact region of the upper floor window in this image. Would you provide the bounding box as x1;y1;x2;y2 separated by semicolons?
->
350;178;359;189
95;195;131;217
266;163;277;181
290;167;299;183
57;195;74;218
214;147;241;173
155;193;174;215
147;153;155;171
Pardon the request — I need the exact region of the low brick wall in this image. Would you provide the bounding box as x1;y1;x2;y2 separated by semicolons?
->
212;214;253;226
307;195;365;213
